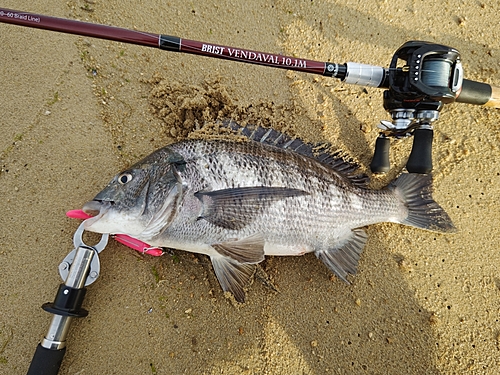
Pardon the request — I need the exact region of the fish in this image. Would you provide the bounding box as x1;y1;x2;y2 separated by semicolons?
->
82;122;455;302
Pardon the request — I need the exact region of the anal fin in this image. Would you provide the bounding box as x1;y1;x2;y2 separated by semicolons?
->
211;256;256;303
315;229;367;283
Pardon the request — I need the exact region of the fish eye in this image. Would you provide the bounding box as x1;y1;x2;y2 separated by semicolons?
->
118;172;133;185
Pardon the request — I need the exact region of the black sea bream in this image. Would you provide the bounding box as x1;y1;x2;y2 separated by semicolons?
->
83;122;455;302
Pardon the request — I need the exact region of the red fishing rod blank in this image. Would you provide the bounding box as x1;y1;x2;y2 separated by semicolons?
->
0;7;499;107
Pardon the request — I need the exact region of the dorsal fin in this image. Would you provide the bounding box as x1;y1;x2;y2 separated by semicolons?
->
222;120;369;187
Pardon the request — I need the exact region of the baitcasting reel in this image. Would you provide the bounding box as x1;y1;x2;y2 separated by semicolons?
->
370;41;464;174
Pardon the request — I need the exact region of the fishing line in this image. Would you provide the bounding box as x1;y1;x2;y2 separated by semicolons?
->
420;59;453;88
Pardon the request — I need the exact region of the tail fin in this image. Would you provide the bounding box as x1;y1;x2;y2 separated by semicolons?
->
390;173;456;233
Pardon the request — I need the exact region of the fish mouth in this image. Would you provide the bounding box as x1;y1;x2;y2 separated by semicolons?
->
82;200;112;229
82;200;105;216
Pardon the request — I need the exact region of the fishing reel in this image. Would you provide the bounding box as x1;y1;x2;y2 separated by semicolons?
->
370;41;464;174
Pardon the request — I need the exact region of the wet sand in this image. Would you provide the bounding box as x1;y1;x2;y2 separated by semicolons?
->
1;0;500;374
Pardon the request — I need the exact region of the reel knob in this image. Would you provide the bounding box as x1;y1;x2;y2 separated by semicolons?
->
406;127;433;174
370;135;391;174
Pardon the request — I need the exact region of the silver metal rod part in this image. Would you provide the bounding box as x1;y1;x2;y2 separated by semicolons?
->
344;62;385;87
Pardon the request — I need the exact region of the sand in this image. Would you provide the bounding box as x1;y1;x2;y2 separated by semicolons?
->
1;0;500;374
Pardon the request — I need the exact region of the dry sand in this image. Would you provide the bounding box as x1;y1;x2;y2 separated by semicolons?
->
1;0;500;374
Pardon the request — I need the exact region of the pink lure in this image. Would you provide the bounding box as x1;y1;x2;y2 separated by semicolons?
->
66;210;163;256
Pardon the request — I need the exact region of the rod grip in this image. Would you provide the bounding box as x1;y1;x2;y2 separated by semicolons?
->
26;344;66;375
406;128;433;174
456;79;500;108
370;136;391;174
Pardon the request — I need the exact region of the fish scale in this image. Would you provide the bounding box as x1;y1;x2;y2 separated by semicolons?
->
172;141;353;237
82;123;455;302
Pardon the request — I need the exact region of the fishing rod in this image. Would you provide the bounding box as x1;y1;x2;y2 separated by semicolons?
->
1;8;499;173
0;8;497;104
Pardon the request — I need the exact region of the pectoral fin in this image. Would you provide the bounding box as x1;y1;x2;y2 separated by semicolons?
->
212;234;265;264
210;256;256;303
315;229;367;283
195;186;308;230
